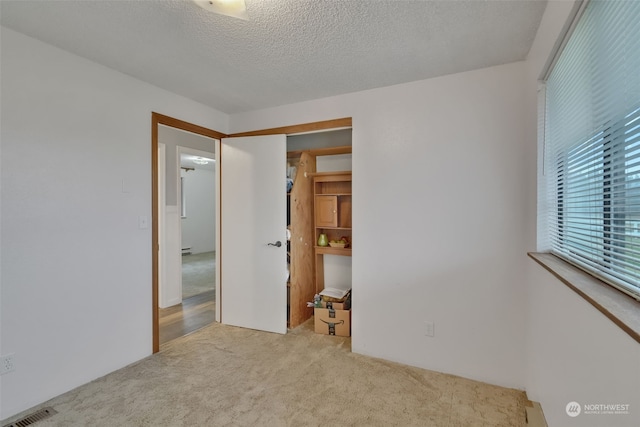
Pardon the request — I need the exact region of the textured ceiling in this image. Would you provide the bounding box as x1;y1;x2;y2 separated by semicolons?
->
0;0;547;114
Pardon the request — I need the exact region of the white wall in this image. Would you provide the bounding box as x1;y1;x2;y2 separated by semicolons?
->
523;3;640;427
316;154;352;174
160;204;182;308
0;27;228;420
525;259;640;427
158;144;182;309
231;61;530;389
181;168;216;254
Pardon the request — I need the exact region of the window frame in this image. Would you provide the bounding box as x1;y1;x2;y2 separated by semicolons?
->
541;0;640;302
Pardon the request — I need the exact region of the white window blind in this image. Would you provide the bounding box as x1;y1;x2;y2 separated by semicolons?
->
544;0;640;299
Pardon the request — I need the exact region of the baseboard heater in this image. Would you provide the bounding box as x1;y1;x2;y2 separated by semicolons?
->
182;247;191;255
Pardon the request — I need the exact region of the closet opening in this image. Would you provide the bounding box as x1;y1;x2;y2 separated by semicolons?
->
285;128;352;329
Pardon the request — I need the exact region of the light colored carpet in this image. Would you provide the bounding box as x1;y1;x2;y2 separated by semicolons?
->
182;251;216;300
3;320;527;426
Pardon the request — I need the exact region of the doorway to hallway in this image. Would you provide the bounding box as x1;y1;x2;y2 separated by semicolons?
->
152;112;225;352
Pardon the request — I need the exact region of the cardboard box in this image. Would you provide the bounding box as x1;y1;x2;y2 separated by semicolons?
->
314;307;351;337
319;299;351;310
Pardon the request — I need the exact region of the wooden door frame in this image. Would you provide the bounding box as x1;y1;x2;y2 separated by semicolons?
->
151;112;226;353
227;117;351;137
151;114;352;352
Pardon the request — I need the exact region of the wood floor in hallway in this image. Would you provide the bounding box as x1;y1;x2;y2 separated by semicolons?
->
159;290;215;346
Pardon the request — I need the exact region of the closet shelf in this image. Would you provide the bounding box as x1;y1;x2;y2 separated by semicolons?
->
315;246;352;256
306;171;352;179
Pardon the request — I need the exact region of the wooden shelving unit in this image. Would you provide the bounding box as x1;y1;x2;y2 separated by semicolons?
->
313;171;352;293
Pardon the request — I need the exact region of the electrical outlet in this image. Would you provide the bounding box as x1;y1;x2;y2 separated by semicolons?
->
424;321;435;338
0;354;15;375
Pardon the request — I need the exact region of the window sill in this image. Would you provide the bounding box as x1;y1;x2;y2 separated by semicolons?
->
528;252;640;344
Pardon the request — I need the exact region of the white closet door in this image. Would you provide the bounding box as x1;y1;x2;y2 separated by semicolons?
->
220;135;287;334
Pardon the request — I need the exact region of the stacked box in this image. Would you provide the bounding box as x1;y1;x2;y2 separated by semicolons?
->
314;305;351;337
318;299;351;310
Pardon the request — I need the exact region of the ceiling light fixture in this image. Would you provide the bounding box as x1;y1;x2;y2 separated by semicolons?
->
192;157;210;165
192;0;248;20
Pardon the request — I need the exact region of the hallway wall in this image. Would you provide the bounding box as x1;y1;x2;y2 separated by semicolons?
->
181;168;216;255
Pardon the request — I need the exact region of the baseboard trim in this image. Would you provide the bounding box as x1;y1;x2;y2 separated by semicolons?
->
160;297;182;309
525;400;547;427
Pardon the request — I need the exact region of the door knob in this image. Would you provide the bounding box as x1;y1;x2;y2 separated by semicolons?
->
267;241;282;247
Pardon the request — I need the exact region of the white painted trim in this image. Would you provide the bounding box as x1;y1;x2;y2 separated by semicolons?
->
158;144;165;307
215;139;222;323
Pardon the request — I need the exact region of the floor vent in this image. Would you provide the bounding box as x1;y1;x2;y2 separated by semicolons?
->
3;407;58;427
